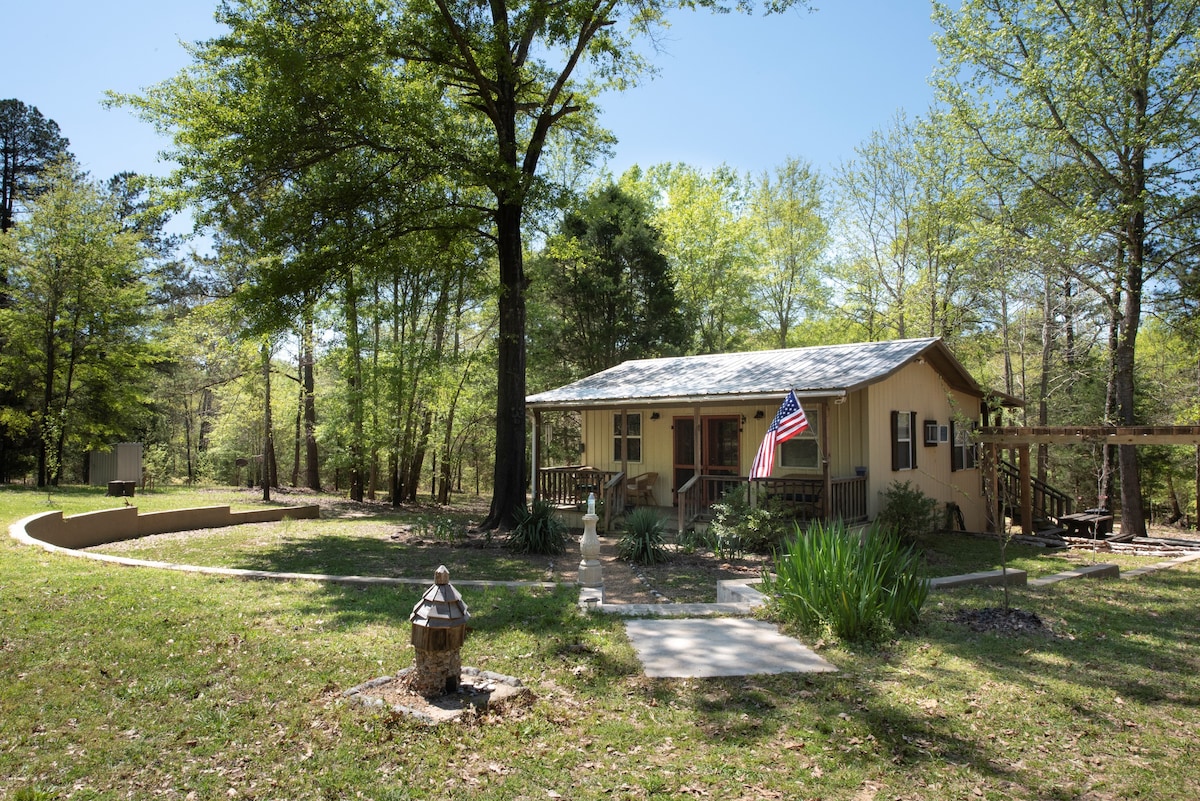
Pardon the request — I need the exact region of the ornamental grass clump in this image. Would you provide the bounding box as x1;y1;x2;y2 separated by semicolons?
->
619;507;670;565
762;519;929;643
506;499;569;555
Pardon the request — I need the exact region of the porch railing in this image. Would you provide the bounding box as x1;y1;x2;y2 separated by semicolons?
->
829;476;868;523
537;466;616;506
536;466;623;530
675;474;869;531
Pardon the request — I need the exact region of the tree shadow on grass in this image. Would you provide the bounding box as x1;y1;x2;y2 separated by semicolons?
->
280;578;640;683
231;532;553;583
655;566;1200;798
927;569;1200;713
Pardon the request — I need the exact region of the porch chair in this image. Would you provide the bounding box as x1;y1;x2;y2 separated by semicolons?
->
626;472;658;506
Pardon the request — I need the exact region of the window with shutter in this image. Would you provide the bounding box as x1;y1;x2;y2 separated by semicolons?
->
891;411;916;471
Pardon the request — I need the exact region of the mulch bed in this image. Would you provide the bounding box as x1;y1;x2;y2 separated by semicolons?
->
951;607;1050;635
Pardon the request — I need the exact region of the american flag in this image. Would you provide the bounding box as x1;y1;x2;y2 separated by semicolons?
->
749;390;809;479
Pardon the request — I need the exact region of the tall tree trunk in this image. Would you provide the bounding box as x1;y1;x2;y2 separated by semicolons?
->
37;299;58;487
389;273;405;507
407;409;433;501
368;275;382;501
345;271;365;503
184;394;194;485
438;404;456;505
291;381;302;488
1037;274;1053;490
301;306;320;491
1114;206;1147;538
482;200;527;530
261;339;275;502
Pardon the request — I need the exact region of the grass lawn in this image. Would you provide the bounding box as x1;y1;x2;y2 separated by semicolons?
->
3;485;1199;799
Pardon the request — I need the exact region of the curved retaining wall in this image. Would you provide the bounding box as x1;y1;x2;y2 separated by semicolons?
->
9;504;558;590
14;504;320;550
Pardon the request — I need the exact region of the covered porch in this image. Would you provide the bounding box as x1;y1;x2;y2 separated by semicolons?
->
535;465;868;533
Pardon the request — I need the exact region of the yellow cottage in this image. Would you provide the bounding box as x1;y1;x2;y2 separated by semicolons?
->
526;337;1020;534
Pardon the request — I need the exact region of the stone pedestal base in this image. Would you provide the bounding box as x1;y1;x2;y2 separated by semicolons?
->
578;512;603;588
410;648;462;697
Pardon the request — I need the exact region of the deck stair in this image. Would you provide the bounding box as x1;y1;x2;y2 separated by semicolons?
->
998;459;1075;537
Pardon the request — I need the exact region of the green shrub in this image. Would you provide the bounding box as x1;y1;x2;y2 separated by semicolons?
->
506;499;568;555
762;519;929;643
708;485;792;556
416;514;460;543
12;789;56;801
676;524;718;555
876;480;941;542
619;507;670;565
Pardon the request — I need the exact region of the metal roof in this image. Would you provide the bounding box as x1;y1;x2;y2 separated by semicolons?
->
527;337;992;409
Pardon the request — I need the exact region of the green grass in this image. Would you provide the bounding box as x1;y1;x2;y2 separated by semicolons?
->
4;486;1200;799
915;529;1166;577
90;518;553;582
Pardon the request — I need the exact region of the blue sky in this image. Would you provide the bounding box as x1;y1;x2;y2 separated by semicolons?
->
9;2;938;184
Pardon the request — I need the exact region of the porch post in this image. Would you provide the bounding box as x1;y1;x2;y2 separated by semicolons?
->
620;407;629;479
531;409;542;502
821;400;831;520
1019;443;1033;536
987;442;1000;534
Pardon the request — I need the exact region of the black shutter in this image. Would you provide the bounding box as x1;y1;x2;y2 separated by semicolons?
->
951;420;963;472
909;412;918;470
891;411;902;471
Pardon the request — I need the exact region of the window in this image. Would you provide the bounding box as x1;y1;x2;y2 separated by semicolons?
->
891;411;917;471
951;420;977;471
613;412;642;462
924;419;940;446
779;410;821;470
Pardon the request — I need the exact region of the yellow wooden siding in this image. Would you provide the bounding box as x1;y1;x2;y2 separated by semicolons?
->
574;362;987;531
864;362;987;530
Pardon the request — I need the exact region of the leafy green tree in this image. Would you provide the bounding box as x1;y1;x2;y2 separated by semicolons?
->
832;111;987;346
641;163;759;353
0;161;155;486
127;0;810;529
529;181;687;378
0;99;70;235
1;100;72;481
747;157;830;348
936;0;1200;536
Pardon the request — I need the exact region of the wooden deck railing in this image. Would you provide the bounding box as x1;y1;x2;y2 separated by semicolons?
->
829;476;868;522
536;466;624;530
675;474;870;531
537;466;616;507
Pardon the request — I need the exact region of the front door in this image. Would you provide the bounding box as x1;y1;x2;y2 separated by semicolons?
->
672;415;741;504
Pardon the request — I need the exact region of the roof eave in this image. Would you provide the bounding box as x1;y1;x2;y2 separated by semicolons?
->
527;388;848;412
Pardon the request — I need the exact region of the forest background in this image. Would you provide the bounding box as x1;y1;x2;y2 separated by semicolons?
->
2;0;1198;533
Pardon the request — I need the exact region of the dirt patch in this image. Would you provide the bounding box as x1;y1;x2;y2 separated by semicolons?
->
344;667;534;725
951;607;1051;636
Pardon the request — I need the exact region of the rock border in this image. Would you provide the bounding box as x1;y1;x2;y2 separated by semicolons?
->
342;667;528;725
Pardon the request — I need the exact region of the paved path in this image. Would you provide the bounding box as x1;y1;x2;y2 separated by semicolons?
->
624;617;837;678
593;551;1200;679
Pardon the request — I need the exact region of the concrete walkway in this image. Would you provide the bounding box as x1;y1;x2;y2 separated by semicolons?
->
624;617;837;678
589;552;1200;679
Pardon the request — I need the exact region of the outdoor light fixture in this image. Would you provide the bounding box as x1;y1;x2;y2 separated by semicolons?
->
754;410;765;419
650;411;660;420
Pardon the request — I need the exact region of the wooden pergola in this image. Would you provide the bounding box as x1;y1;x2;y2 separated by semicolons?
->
975;426;1200;535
